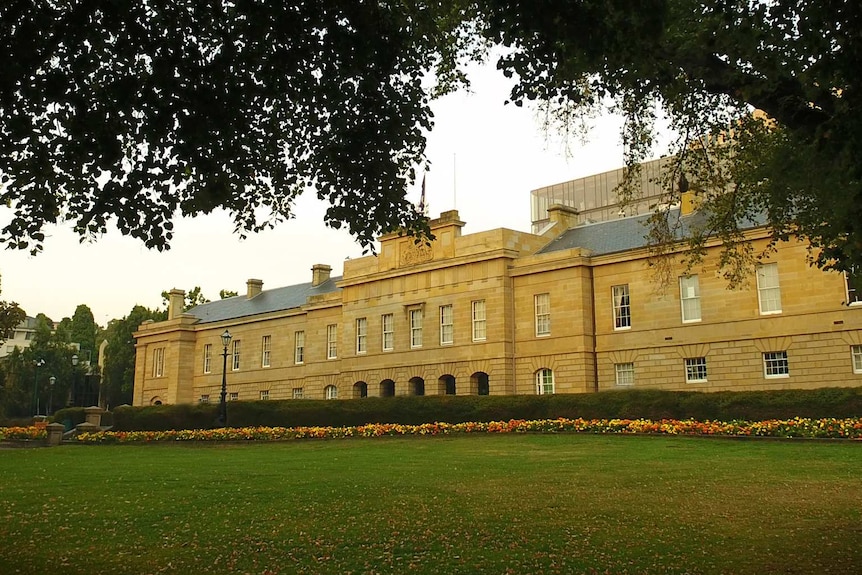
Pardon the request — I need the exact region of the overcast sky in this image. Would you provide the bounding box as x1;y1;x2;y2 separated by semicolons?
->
1;59;633;326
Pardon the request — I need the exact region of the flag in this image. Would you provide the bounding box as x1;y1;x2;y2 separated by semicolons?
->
418;174;426;215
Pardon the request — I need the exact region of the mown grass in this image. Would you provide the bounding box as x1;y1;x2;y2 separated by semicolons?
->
1;435;860;574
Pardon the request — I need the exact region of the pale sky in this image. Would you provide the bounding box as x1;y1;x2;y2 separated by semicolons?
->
1;59;631;326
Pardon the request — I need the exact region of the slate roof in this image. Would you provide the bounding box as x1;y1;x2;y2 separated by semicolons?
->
186;277;342;324
538;208;766;256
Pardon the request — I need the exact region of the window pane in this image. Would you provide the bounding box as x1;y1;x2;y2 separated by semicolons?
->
763;351;789;377
613;285;631;329
757;263;782;314
685;357;707;382
535;293;550;336
679;276;701;322
615;362;635;386
472;300;487;340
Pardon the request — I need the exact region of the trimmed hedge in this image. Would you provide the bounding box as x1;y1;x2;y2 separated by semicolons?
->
108;387;862;432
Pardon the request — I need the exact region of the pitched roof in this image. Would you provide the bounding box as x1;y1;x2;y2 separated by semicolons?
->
187;277;342;324
538;208;765;256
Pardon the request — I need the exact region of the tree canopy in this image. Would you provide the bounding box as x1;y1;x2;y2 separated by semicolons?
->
2;1;860;274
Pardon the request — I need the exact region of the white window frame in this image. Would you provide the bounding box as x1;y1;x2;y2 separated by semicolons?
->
261;335;271;367
612;285;631;330
325;385;338;400
259;390;270;401
409;309;423;348
852;345;862;374
535;368;554;395
382;313;394;351
763;351;789;378
294;331;305;364
440;305;454;345
231;340;241;371
615;362;635;386
472;300;487;341
535;293;550;336
152;347;165;378
684;357;708;383
292;387;304;399
199;394;210;404
679;275;702;323
228;392;239;402
356;317;367;354
756;263;782;315
203;344;212;374
326;324;338;359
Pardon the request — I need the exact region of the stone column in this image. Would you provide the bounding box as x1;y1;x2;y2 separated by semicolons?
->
46;423;65;446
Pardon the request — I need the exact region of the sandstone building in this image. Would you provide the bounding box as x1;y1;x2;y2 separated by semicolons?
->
133;167;862;406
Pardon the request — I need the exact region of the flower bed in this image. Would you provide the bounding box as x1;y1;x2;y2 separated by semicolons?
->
2;416;859;444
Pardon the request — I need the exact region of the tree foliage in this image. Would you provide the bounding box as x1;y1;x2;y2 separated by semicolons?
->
0;0;481;253
2;1;860;274
0;274;25;342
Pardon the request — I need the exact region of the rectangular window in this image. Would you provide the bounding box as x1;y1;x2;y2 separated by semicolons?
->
231;340;241;371
228;392;239;402
679;275;702;323
853;345;862;374
292;387;304;399
203;344;212;374
294;331;305;364
472;300;487;341
153;347;165;377
763;351;789;378
615;362;635;386
259;390;270;401
356;317;367;354
382;313;394;351
846;267;862;305
327;324;338;359
535;293;550;336
684;357;708;383
261;335;271;367
440;305;454;345
613;285;631;329
756;263;782;314
409;308;423;348
199;394;210;404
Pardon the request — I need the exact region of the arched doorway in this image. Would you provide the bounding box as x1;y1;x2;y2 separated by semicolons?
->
380;379;395;397
353;381;368;398
409;377;425;396
472;372;490;395
438;374;456;395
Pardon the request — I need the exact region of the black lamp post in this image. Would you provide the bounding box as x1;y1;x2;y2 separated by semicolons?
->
218;329;232;427
48;376;56;416
32;359;45;416
69;354;79;407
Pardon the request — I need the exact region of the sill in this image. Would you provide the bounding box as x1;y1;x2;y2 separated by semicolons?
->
536;333;550;338
682;319;702;324
294;362;304;366
440;341;454;346
759;310;782;316
849;301;862;307
686;379;707;384
764;373;790;379
473;338;487;343
327;356;338;360
614;326;631;332
382;348;393;353
356;351;366;355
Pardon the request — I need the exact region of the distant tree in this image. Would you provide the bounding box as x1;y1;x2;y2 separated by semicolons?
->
219;289;238;299
0;274;25;342
69;304;98;359
101;305;166;408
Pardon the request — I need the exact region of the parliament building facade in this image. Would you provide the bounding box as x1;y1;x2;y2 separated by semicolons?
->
133;165;862;406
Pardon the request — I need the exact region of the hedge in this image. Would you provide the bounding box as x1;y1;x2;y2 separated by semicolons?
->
106;387;862;432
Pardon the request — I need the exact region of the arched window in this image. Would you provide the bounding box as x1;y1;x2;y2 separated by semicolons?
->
535;369;554;395
353;381;368;399
472;372;490;396
324;385;338;400
380;379;395;397
409;377;425;396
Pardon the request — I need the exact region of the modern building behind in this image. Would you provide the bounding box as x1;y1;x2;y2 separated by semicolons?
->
1;316;38;358
133;167;862;406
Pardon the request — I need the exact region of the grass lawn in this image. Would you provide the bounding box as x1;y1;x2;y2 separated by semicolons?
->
0;434;860;574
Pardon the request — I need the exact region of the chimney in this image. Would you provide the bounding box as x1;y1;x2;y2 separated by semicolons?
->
246;278;263;299
167;288;185;320
311;264;332;287
680;191;700;216
547;204;579;230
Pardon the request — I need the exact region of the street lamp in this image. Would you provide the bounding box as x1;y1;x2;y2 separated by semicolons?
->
218;330;232;427
69;354;79;407
32;359;45;416
48;376;56;416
